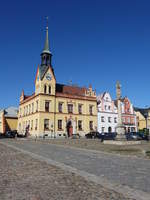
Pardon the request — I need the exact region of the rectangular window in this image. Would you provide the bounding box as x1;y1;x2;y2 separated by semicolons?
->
68;104;73;114
28;121;30;129
102;127;105;132
89;121;93;130
114;117;117;123
45;101;50;112
101;116;105;122
78;120;82;130
58;102;63;113
78;104;82;114
128;118;130;123
32;103;34;113
44;119;49;130
36;100;38;112
29;105;31;114
35;119;38;130
31;120;33;130
108;117;111;123
49;86;51;94
89;105;93;115
58;120;62;130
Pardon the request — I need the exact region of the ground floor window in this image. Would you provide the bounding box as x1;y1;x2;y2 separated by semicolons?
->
78;120;82;130
31;120;33;130
102;127;105;132
89;121;93;131
35;119;38;130
44;119;49;130
58;120;62;130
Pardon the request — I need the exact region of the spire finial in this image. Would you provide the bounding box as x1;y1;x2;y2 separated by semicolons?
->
46;16;48;30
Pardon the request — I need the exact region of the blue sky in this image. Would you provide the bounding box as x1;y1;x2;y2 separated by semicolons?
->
0;0;150;108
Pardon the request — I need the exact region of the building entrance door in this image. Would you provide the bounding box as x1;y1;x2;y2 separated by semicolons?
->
67;121;73;137
108;127;112;133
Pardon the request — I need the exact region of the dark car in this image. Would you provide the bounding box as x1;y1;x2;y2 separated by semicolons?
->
0;133;5;138
136;132;149;141
4;131;17;138
103;132;117;140
85;131;101;139
125;132;141;140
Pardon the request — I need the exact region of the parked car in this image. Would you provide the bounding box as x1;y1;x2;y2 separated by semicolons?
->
136;132;149;141
4;131;17;138
0;133;5;139
85;131;101;139
102;132;117;140
125;132;141;140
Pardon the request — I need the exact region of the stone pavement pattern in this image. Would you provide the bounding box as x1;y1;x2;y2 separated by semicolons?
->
0;143;133;200
3;139;150;195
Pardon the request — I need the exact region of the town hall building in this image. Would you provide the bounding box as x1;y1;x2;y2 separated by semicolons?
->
17;25;97;137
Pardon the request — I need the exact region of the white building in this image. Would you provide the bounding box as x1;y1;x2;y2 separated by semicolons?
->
97;92;137;133
97;92;118;133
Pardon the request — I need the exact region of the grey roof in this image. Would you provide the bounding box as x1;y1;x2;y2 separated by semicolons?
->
134;107;150;117
39;65;55;80
42;27;51;54
39;64;49;80
4;106;18;118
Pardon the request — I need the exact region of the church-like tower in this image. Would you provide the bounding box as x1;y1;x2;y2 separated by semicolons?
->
18;22;97;138
41;26;52;66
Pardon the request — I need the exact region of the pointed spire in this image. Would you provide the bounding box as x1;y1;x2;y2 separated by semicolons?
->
42;17;51;54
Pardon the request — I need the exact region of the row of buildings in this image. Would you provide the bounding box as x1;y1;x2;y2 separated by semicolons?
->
1;26;149;136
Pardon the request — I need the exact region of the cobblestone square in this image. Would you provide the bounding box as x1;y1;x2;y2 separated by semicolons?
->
0;141;134;200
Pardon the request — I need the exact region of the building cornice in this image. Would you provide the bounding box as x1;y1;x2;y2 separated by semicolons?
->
20;92;97;106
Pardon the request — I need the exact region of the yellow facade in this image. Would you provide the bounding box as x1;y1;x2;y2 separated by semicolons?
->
0;109;18;133
0;111;4;133
17;76;97;137
135;110;150;131
5;118;18;132
17;29;97;137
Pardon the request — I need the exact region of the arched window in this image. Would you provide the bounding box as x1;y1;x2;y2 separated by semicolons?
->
44;85;47;94
49;85;51;94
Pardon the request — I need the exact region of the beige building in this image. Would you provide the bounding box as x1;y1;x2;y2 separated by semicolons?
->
17;26;97;137
0;107;18;134
135;108;150;132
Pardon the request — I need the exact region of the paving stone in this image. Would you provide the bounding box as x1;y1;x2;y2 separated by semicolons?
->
0;141;134;200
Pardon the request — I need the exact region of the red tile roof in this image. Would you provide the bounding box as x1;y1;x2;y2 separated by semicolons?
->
56;84;87;97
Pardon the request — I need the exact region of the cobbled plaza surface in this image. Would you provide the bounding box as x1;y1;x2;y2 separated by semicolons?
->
0;138;150;200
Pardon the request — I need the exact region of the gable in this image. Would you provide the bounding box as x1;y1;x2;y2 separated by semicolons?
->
35;66;40;84
42;66;56;83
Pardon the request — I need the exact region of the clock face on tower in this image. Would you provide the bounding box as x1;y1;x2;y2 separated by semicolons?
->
46;73;51;81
